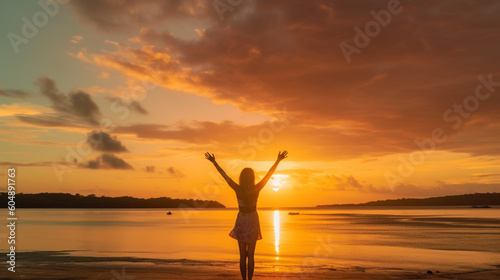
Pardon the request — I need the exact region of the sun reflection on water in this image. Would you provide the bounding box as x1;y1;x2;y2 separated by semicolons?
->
274;210;280;260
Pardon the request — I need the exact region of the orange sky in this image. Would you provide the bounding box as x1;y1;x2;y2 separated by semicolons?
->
1;0;499;207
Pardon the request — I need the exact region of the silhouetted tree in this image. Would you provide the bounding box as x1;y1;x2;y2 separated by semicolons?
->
0;192;225;208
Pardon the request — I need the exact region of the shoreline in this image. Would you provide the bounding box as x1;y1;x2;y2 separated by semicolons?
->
13;205;497;210
4;251;499;279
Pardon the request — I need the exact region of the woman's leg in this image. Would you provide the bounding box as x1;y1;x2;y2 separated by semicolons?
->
238;241;248;280
247;242;256;280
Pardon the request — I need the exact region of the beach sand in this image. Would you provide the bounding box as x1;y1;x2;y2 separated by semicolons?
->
3;251;499;280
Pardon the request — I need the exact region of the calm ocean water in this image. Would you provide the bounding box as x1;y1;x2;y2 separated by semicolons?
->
4;208;500;270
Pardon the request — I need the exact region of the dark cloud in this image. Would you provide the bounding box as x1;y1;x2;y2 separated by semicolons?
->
68;91;101;122
166;166;184;177
81;153;133;169
143;165;182;176
318;173;500;197
0;89;32;98
474;174;500;178
36;77;67;109
114;121;259;144
16;114;90;128
110;119;449;161
87;130;128;152
71;0;221;31
328;174;377;192
72;0;500;159
108;97;148;115
19;77;101;127
387;182;500;198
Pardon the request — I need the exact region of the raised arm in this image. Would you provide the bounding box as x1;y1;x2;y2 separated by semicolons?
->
256;150;288;190
205;152;238;190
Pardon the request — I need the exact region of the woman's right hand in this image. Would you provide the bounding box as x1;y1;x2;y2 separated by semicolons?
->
205;152;216;163
277;150;288;161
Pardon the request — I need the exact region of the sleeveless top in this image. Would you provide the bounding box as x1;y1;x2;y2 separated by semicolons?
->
236;188;260;213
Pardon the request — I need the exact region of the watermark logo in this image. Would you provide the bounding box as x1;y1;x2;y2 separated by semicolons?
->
339;0;405;64
385;74;500;189
7;0;69;54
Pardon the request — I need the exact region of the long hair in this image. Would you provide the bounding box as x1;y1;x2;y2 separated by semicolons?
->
239;168;255;190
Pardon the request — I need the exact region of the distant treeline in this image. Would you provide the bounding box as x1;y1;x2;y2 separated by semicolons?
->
0;192;225;208
317;193;500;207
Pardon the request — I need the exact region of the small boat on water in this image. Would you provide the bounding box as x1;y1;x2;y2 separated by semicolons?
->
288;212;299;215
167;211;173;215
471;205;492;208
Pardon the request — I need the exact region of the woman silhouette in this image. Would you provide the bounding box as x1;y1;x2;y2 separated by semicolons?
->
205;150;288;280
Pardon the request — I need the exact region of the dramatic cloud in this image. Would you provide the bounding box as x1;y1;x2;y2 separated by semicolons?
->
17;78;101;128
71;0;218;31
1;0;499;204
143;165;183;177
108;97;148;115
385;182;500;198
16;114;90;128
113;117;500;161
328;174;377;192
301;172;500;198
166;166;184;178
113;121;260;144
82;131;132;171
0;89;32;98
37;77;100;124
71;0;500;158
81;153;133;170
87;130;128;152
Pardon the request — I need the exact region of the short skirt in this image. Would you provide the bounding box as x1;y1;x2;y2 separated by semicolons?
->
229;211;262;243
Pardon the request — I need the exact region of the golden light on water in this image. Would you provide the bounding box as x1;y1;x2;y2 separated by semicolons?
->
274;210;280;260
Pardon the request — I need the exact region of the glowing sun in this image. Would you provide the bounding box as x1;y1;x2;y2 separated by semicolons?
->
271;175;289;192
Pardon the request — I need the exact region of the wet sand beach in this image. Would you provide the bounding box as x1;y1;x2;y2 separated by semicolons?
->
3;251;499;280
3;209;499;279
